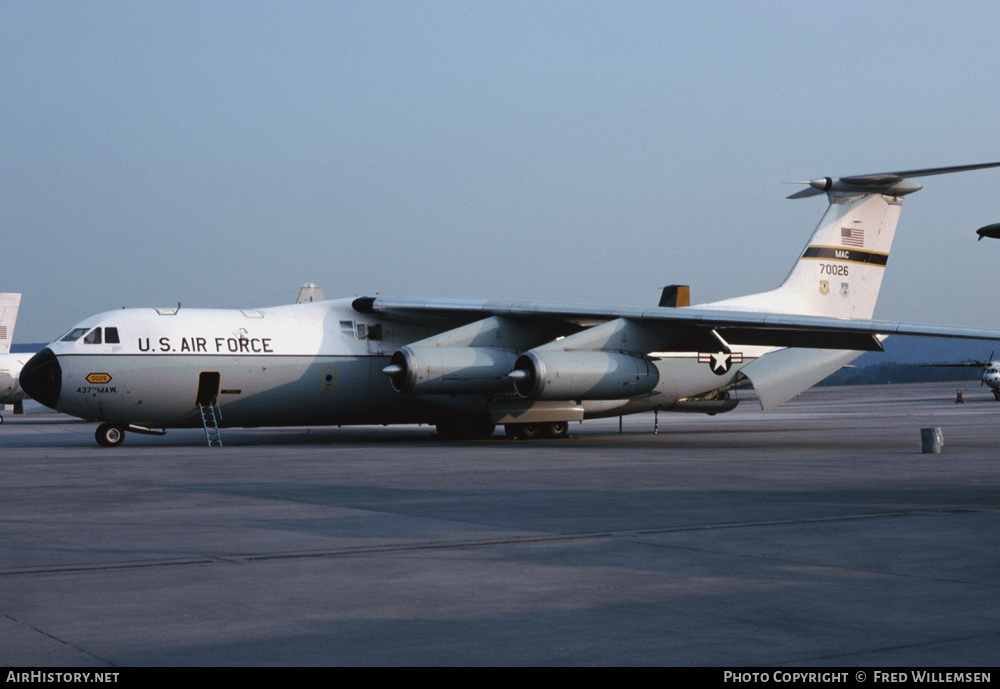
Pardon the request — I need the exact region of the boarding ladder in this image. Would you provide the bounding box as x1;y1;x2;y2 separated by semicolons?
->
198;403;223;447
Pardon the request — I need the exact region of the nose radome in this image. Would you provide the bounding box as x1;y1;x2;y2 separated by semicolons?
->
19;348;62;409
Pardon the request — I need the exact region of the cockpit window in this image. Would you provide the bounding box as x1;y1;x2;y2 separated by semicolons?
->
60;328;90;342
60;327;121;344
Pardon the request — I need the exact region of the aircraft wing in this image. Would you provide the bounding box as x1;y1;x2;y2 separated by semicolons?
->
353;296;1000;353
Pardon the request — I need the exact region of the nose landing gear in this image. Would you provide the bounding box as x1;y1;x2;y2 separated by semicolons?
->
96;422;126;448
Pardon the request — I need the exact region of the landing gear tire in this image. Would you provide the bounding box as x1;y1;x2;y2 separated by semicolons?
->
96;423;126;448
993;389;1000;402
504;422;569;440
545;421;569;438
519;423;545;439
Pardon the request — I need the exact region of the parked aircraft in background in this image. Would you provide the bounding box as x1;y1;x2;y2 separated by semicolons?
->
0;293;28;421
982;361;1000;399
20;162;1000;446
922;353;1000;400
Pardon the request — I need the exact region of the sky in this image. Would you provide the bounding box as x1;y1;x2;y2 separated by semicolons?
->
5;1;1000;343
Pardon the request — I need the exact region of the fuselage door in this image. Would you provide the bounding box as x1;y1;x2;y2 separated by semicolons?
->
196;371;221;407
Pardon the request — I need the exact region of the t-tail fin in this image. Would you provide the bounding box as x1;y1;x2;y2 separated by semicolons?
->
703;162;1000;319
0;293;21;356
703;162;1000;411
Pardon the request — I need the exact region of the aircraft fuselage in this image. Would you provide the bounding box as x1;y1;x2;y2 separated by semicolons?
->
26;299;447;429
23;298;752;433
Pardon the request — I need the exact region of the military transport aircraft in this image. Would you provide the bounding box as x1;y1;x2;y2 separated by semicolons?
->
20;162;1000;447
0;293;28;422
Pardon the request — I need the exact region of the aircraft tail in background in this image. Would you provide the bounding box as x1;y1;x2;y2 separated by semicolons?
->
0;293;22;356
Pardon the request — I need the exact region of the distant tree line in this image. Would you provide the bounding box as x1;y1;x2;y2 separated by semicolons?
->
819;363;981;386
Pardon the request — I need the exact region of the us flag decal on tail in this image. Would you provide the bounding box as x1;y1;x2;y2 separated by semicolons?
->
841;227;864;247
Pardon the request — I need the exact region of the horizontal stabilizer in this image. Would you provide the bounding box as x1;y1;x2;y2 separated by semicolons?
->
786;161;1000;199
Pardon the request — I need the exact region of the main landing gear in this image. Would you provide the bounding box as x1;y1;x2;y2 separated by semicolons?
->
434;418;571;440
504;421;569;440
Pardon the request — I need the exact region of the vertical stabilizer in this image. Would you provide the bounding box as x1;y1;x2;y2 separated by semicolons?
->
0;293;21;355
703;192;901;319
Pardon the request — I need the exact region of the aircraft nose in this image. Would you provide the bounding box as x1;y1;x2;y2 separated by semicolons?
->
20;348;62;409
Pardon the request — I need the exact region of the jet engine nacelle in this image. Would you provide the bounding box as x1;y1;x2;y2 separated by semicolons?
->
510;350;660;400
384;346;519;395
